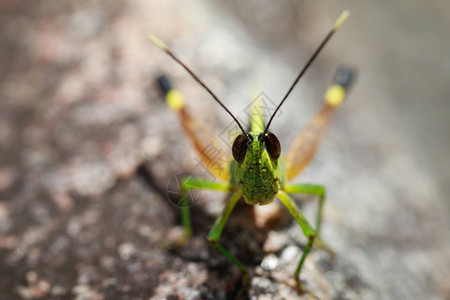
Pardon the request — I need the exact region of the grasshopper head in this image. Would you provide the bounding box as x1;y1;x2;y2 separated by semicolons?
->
232;132;281;205
232;132;281;164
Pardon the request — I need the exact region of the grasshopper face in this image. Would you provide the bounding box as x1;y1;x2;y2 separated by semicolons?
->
232;132;281;205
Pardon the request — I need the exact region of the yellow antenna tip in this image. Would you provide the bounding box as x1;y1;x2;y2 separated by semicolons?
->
149;34;167;50
333;10;350;30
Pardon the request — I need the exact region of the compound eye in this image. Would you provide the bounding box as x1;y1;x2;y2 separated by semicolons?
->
232;133;248;163
264;132;281;161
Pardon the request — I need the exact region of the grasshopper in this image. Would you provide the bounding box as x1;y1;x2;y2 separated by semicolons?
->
151;10;354;291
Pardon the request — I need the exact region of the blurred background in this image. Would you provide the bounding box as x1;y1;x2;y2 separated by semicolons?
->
1;0;449;299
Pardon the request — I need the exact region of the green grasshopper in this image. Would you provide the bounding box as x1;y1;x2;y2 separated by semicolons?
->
151;10;354;291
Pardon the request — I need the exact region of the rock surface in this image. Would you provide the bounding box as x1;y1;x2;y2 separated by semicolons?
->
1;1;450;300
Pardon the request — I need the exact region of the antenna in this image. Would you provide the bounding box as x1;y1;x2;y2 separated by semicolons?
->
263;10;350;137
149;35;248;138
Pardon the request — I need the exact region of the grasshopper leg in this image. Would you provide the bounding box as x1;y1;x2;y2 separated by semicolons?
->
285;67;356;181
165;177;230;248
276;190;317;291
283;183;334;254
207;191;248;288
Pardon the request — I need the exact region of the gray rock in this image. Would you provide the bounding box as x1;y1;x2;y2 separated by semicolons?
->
1;1;449;300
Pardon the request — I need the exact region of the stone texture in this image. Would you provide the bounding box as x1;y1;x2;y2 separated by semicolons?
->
1;1;449;300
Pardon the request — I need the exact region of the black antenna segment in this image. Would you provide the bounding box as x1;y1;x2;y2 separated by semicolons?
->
263;10;350;137
150;35;248;137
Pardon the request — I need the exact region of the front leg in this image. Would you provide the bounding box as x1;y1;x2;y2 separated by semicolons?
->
276;190;316;290
165;177;230;248
283;183;334;254
207;191;248;288
283;183;325;236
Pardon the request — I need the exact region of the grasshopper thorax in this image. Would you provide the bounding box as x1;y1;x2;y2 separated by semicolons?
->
232;132;281;205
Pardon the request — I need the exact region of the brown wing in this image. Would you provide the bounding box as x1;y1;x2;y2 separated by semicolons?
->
164;88;230;181
285;66;355;180
285;103;335;180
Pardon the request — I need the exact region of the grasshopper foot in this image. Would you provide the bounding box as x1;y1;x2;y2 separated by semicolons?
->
314;237;335;257
235;270;249;297
295;277;319;299
157;227;191;249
